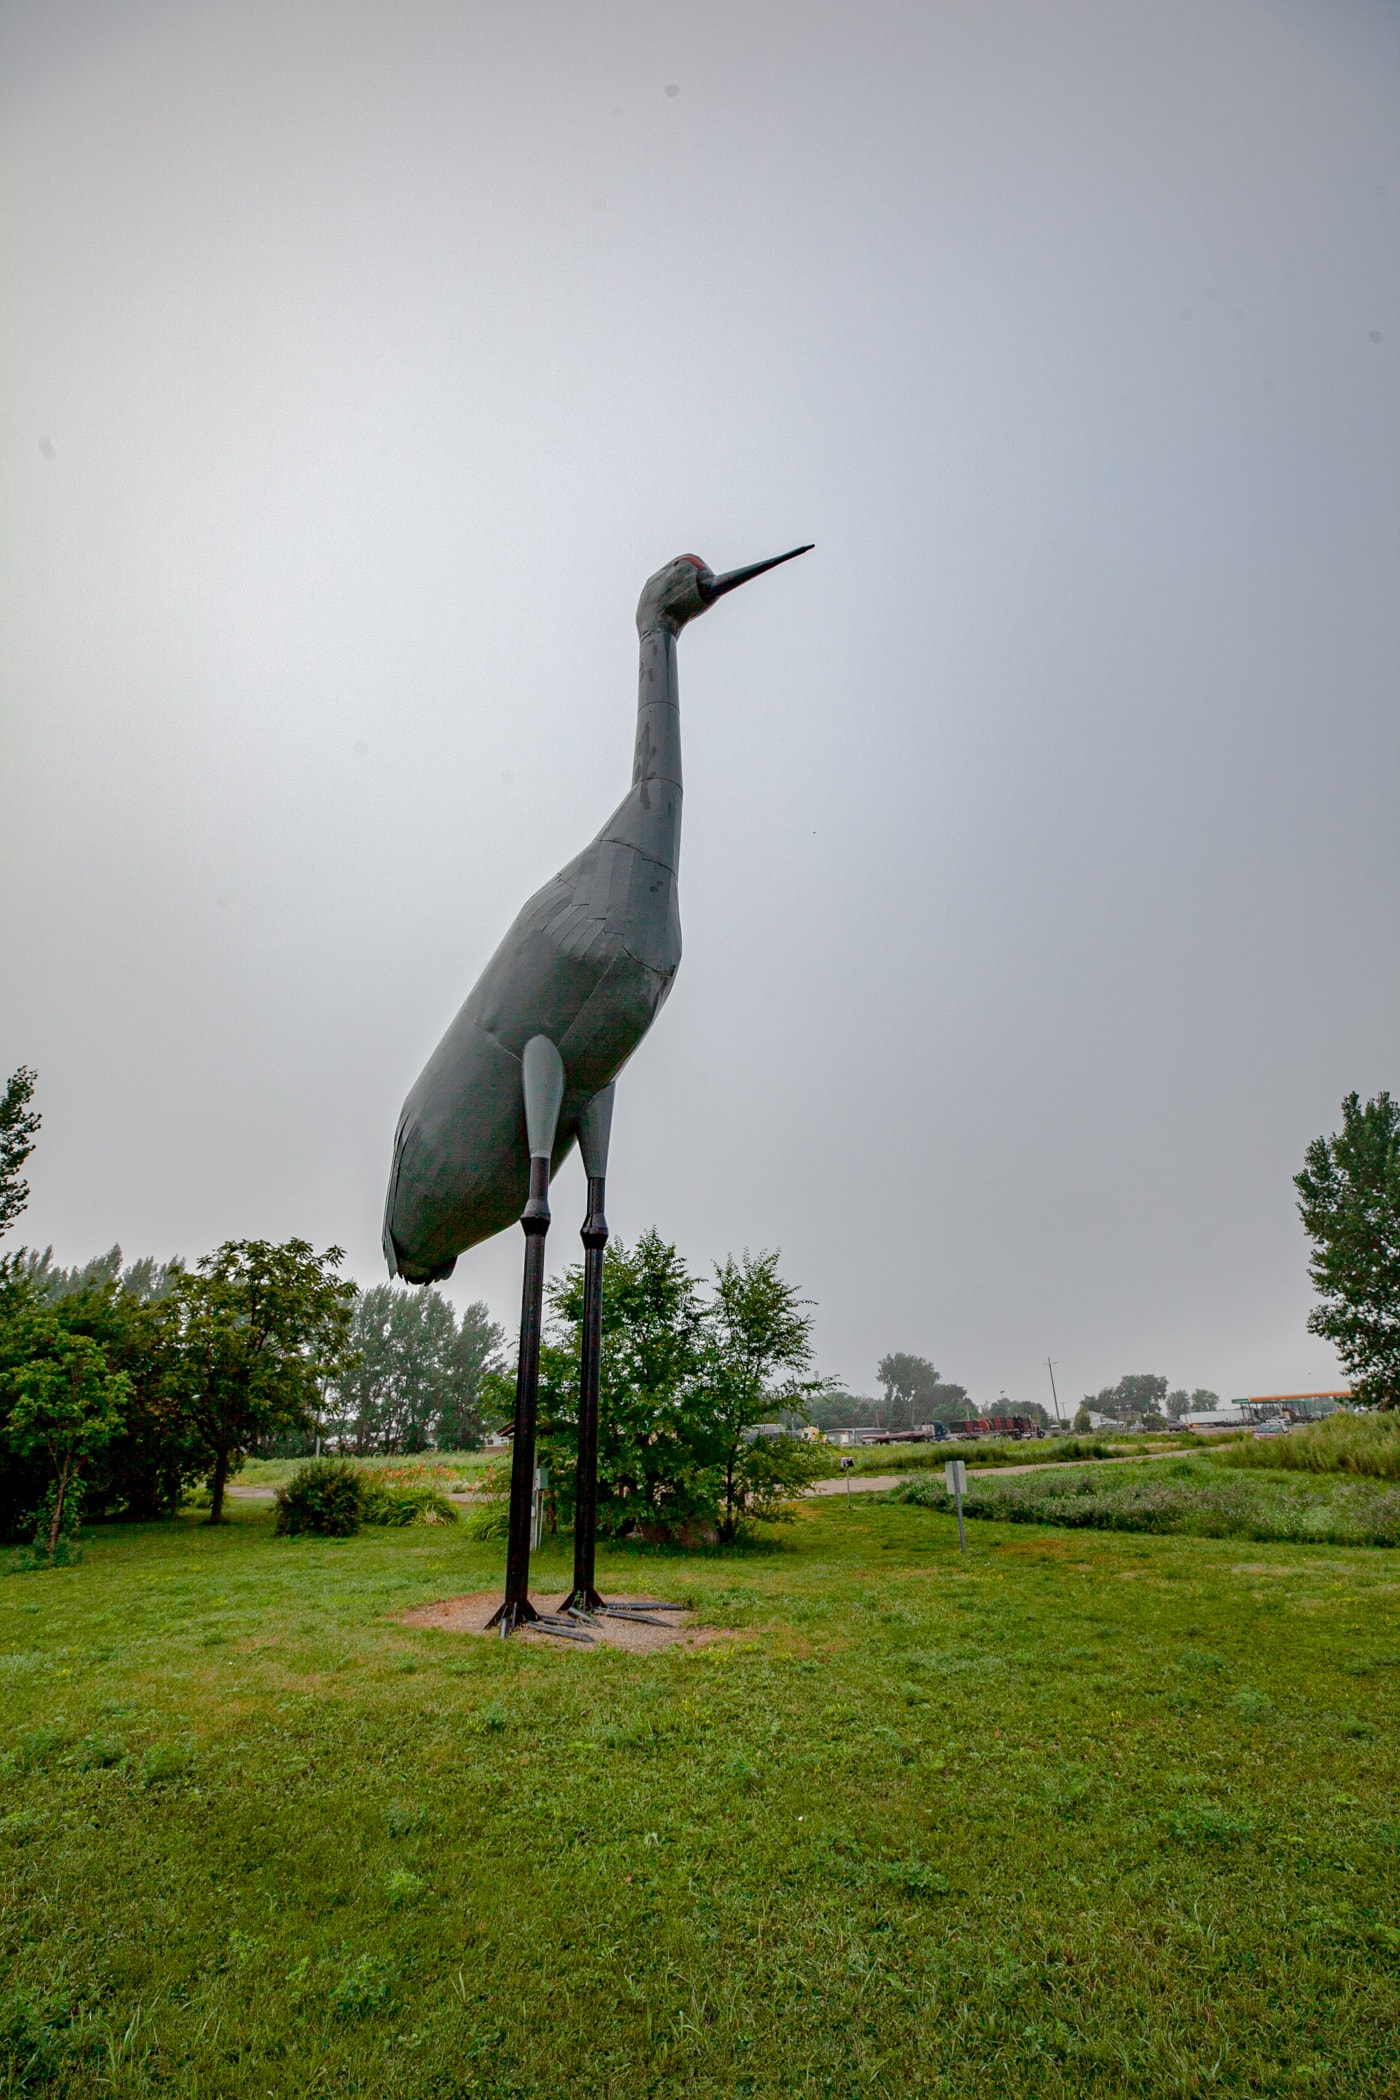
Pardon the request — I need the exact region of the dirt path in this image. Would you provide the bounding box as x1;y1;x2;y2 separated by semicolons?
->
809;1473;902;1496
969;1451;1156;1479
231;1450;1164;1506
810;1450;1167;1497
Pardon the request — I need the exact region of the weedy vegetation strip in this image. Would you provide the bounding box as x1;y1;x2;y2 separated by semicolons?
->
1219;1409;1400;1481
1;1493;1398;2096
894;1452;1400;1545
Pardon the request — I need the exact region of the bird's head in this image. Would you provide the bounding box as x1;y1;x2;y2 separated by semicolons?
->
636;545;813;636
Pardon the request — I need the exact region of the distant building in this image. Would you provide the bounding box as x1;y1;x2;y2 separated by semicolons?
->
1184;1392;1350;1432
1241;1392;1348;1423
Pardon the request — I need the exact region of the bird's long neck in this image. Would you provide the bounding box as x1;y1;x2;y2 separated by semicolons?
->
607;622;682;875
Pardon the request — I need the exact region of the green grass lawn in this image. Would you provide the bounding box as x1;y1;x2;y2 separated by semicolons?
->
2;1491;1399;2096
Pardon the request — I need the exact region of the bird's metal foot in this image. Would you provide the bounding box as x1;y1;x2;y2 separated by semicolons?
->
600;1599;685;1613
528;1612;595;1644
485;1595;540;1637
558;1587;607;1614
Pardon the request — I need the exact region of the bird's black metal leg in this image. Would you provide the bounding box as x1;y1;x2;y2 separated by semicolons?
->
486;1160;550;1635
561;1169;608;1613
487;1039;563;1637
549;1093;683;1628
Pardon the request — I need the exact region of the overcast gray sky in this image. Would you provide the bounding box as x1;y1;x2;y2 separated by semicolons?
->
3;0;1396;1411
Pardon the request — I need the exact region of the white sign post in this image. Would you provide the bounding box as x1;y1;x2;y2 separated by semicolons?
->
531;1466;549;1552
945;1459;967;1554
840;1454;854;1506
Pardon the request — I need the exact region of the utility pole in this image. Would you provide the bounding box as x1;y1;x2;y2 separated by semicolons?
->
1047;1358;1063;1429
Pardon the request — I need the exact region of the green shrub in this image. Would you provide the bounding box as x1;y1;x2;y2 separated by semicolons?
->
274;1458;364;1537
462;1501;510;1542
12;1483;85;1572
273;1460;460;1536
359;1480;458;1527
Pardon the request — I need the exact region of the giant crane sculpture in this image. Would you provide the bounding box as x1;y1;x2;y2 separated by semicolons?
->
383;544;812;1635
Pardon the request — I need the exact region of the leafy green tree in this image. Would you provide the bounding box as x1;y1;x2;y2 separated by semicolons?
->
806;1390;884;1434
335;1283;456;1453
1167;1387;1218;1420
1083;1374;1168;1424
170;1240;357;1521
877;1353;936;1428
528;1236;831;1541
15;1242;181;1305
6;1320;128;1552
875;1352;971;1429
441;1300;506;1450
48;1278;196;1520
1296;1091;1400;1408
331;1287;504;1452
0;1248;201;1537
533;1230;714;1539
0;1067;40;1241
722;1430;833;1528
700;1250;831;1538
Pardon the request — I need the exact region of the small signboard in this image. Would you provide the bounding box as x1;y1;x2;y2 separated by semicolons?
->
945;1458;967;1553
531;1466;549;1551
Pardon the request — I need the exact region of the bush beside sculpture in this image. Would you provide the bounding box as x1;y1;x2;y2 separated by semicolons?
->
273;1458;460;1537
479;1232;835;1543
358;1477;459;1527
273;1457;363;1537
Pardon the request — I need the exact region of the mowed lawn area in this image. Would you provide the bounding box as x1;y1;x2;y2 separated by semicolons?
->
2;1490;1399;2097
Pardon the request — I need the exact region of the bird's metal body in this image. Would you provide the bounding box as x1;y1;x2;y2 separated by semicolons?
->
382;541;811;1638
383;547;809;1284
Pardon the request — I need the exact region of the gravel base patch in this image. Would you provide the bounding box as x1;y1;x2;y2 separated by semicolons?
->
398;1590;734;1655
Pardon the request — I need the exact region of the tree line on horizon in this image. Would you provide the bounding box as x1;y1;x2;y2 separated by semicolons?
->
814;1359;1219;1436
3;1064;1398;1554
0;1068;832;1552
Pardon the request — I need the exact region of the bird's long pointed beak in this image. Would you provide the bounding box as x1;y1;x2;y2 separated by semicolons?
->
698;543;814;604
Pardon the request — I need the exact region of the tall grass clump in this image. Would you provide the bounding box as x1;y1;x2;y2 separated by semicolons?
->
1219;1411;1400;1481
